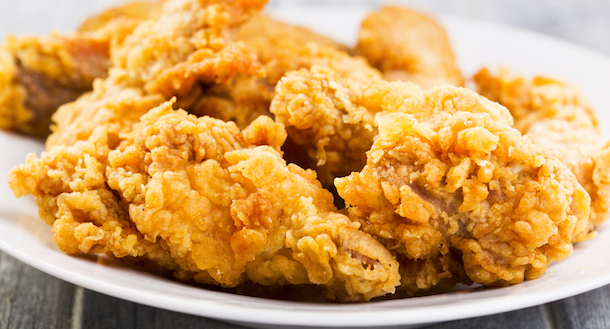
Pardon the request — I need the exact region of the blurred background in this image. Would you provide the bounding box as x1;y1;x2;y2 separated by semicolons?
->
1;0;609;55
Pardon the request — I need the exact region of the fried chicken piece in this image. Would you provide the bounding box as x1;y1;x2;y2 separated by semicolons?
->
187;14;380;129
357;6;463;89
10;0;262;283
47;0;263;149
335;109;590;292
270;66;511;185
11;99;400;302
9;0;400;302
106;102;398;301
0;1;162;138
474;68;610;239
0;34;110;137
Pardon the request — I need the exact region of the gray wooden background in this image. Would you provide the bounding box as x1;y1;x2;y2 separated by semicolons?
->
1;0;610;328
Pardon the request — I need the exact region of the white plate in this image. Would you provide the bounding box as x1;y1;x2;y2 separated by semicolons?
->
2;4;610;329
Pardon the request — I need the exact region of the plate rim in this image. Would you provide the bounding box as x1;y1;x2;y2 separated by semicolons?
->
2;10;610;328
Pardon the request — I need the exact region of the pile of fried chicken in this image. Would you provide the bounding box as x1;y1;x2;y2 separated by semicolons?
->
3;0;608;302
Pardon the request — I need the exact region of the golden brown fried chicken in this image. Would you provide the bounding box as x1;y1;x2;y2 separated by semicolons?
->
474;68;610;239
47;0;263;149
106;102;398;301
0;1;162;137
9;0;400;302
335;110;590;292
10;100;400;302
0;34;109;137
187;14;380;129
270;66;588;292
10;0;262;282
357;5;463;89
271;66;511;185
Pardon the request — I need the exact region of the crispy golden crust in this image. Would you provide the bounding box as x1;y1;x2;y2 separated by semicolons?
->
10;0;267;284
47;0;263;149
474;68;610;238
187;14;380;129
271;66;511;185
10;99;400;302
357;5;463;89
336;109;590;291
8;0;597;302
105;103;398;300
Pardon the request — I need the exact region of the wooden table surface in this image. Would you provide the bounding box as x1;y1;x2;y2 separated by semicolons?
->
1;1;610;328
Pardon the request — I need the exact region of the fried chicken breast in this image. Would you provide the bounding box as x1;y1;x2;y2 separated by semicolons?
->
270;66;588;293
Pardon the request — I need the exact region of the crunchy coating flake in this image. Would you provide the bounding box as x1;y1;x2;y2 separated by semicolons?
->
474;68;610;238
357;6;463;89
271;66;511;185
336;109;590;291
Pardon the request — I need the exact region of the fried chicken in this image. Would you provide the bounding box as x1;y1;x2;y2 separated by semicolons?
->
270;66;588;292
9;0;263;281
271;66;511;185
186;14;380;129
474;68;610;239
9;0;400;302
47;0;263;149
107;102;398;301
357;5;463;89
7;0;597;303
0;1;161;137
335;109;590;292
